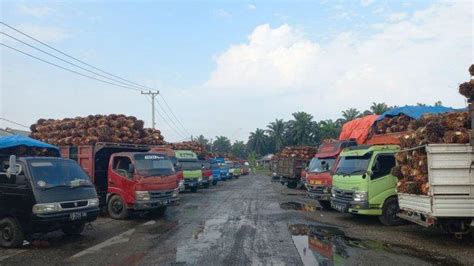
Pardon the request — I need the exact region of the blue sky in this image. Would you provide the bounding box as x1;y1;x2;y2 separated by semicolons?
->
0;1;471;142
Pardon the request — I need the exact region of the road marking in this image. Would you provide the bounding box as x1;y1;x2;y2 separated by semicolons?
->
0;249;27;262
69;219;155;260
69;228;135;260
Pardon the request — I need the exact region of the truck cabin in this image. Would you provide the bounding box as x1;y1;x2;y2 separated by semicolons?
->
112;153;176;179
179;160;203;171
149;147;179;170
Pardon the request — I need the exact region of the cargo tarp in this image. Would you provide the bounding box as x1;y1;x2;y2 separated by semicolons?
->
376;105;459;121
0;134;58;151
339;115;379;145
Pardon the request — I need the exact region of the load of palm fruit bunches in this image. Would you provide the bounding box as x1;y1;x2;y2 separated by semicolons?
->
392;65;473;195
30;114;165;145
160;141;208;158
273;146;318;160
372;114;413;134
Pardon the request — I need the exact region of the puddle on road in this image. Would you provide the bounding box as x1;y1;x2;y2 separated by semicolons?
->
288;224;460;266
280;202;321;212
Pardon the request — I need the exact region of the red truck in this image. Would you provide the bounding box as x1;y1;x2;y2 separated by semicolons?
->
60;143;179;219
149;147;185;191
305;140;357;209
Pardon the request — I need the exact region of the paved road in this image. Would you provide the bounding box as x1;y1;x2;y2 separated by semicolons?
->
0;174;472;265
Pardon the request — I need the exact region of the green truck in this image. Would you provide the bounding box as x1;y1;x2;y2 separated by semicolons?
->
330;145;404;226
175;150;202;193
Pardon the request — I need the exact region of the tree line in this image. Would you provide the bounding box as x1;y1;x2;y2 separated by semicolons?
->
194;101;443;159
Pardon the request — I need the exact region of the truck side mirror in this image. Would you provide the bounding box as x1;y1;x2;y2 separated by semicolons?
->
128;164;135;174
7;155;22;178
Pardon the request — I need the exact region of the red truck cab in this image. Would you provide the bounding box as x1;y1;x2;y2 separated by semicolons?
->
61;143;179;219
305;140;357;209
150;147;185;191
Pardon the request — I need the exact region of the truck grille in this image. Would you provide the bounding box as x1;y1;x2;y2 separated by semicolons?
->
308;186;324;193
334;189;354;202
60;200;88;209
150;190;174;200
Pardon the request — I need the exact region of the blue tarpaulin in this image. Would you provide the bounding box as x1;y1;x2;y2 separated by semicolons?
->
376;105;460;121
0;134;58;151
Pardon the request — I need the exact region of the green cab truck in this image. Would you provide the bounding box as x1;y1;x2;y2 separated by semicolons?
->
175;150;202;193
330;145;404;225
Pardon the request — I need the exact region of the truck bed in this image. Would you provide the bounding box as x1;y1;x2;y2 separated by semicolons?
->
276;158;307;178
398;144;474;217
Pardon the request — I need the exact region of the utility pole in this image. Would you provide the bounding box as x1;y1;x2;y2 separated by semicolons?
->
141;90;160;129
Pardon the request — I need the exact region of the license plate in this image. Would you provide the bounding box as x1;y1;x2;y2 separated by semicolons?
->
69;212;87;221
332;203;347;213
310;180;322;185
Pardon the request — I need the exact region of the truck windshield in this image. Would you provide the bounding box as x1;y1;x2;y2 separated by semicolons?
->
29;159;92;189
199;161;211;170
180;161;202;171
210;163;219;170
334;153;372;176
134;154;175;177
308;158;335;173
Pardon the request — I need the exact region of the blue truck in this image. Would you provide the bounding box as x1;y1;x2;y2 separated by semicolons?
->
212;157;230;181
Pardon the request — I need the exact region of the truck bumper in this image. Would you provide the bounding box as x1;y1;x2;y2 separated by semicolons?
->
133;196;179;210
184;180;200;189
30;207;100;233
306;185;331;201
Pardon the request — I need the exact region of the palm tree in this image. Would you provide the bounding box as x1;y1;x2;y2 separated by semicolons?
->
317;119;341;141
266;119;287;152
287;112;314;145
370;102;389;115
248;128;268;156
341;108;361;122
213;136;231;153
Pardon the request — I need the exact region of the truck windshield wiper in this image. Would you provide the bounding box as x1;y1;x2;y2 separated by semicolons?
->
347;170;366;175
41;184;70;190
70;183;93;188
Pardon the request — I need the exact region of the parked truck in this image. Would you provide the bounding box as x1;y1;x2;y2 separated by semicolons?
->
60;142;179;219
397;144;474;237
0;135;100;247
276;157;310;189
330;145;403;225
175;150;202;192
305;140;357;209
150;147;185;191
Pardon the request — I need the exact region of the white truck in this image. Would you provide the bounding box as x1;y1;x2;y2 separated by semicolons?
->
397;144;474;238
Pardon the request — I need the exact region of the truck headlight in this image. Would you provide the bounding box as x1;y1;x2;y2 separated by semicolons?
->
353;191;368;202
198;177;202;182
135;191;151;201
32;203;61;214
272;172;277;177
178;180;184;187
89;198;100;207
331;188;336;198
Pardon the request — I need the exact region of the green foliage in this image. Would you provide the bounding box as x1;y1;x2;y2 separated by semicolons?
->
213;136;231;153
247;128;268;156
231;140;247;158
266;119;287;152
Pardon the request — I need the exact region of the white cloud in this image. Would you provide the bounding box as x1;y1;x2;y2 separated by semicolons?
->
17;4;55;18
202;1;471;139
247;4;256;10
14;24;70;42
387;12;408;22
214;9;232;19
273;12;289;20
360;0;375;6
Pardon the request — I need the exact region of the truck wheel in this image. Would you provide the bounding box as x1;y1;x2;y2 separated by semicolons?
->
212;180;218;186
378;197;404;226
62;223;85;236
287;182;297;189
108;195;129;220
235;175;239;179
0;218;24;248
149;207;167;217
318;200;332;210
190;187;198;193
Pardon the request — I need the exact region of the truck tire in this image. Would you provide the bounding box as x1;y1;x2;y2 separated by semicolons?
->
203;183;210;189
108;195;129;220
190;187;198;193
318;200;332;210
212;180;218;186
0;217;24;248
62;223;85;235
287;181;298;189
149;206;167;217
378;197;404;226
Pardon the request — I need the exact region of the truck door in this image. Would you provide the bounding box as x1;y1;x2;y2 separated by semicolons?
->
0;163;34;221
368;153;396;207
109;156;136;205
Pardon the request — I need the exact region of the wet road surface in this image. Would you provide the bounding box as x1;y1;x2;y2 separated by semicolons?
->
0;174;472;265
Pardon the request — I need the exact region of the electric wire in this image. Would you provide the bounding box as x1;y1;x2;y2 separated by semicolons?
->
145;96;188;140
153;97;189;138
0;117;30;129
158;94;192;136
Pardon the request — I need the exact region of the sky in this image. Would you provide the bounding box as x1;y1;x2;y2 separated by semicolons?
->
0;0;472;142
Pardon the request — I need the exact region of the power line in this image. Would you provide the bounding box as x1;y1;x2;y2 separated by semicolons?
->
1;31;147;91
145;96;188;140
0;117;30;129
0;42;141;92
153;97;189;138
158;94;192;136
0;21;155;91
